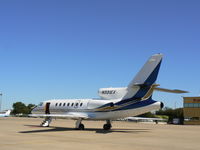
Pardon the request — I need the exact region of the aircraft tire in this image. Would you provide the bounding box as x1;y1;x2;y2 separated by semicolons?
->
78;124;85;130
103;124;111;130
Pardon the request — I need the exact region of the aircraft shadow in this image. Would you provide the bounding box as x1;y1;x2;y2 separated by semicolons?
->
20;125;150;134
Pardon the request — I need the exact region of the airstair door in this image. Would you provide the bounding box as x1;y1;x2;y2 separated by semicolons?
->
45;102;50;114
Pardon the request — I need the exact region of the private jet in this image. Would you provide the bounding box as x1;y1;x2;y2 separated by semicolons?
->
30;54;187;130
0;110;11;117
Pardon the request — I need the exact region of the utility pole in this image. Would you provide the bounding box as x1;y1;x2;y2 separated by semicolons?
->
174;101;177;109
0;93;2;112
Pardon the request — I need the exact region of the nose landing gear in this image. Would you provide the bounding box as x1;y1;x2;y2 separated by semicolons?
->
40;117;52;127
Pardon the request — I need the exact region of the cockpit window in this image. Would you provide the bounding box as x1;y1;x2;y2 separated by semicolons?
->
38;102;43;106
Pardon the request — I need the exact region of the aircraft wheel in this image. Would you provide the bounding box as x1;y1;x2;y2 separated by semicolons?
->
78;124;85;130
103;124;111;130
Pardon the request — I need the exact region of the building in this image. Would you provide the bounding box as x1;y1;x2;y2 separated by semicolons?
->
183;97;200;125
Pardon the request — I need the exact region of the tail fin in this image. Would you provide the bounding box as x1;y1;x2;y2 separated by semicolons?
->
122;54;163;100
5;110;11;116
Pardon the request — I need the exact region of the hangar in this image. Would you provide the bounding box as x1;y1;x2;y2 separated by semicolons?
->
183;97;200;125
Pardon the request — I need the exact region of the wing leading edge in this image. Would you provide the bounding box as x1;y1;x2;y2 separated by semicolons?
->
29;112;89;119
154;87;189;94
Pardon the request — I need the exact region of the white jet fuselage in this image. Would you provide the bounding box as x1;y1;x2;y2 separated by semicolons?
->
32;98;162;120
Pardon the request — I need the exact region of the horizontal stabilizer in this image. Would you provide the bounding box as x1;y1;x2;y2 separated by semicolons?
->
154;87;189;94
133;83;160;88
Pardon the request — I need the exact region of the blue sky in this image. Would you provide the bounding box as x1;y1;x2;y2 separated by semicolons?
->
0;0;200;110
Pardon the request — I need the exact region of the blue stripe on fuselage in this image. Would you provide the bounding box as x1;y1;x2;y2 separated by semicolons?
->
112;99;157;111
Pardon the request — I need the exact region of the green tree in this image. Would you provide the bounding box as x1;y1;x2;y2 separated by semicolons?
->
27;104;36;114
12;102;29;115
137;112;155;118
156;107;184;124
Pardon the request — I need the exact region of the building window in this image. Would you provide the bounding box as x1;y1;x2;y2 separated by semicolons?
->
188;103;194;107
184;103;200;108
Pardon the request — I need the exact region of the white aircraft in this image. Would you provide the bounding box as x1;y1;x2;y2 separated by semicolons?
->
0;110;11;117
31;54;187;130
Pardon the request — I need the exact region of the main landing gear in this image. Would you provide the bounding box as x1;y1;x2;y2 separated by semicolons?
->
75;118;85;130
103;120;112;130
40;117;52;127
40;117;112;130
75;119;112;130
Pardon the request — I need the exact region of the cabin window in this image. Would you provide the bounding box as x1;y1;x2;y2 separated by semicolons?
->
67;103;70;106
71;103;74;107
80;103;83;107
59;103;62;106
55;103;58;106
63;103;66;106
75;103;78;107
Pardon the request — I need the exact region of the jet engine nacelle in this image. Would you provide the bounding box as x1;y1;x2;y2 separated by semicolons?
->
98;87;127;100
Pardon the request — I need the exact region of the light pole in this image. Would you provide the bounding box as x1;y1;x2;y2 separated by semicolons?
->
0;93;2;112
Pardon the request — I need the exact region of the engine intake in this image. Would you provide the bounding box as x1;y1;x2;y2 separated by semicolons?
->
160;102;164;109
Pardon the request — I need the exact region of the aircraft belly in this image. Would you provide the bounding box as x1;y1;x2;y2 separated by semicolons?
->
32;101;161;120
91;101;161;120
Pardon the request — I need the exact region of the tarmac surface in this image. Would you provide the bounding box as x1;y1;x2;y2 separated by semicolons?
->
0;117;200;150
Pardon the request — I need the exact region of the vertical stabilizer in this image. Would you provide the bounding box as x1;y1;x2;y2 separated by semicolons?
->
5;110;11;116
122;54;163;100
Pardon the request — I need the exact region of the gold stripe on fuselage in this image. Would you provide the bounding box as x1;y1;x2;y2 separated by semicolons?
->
95;105;120;111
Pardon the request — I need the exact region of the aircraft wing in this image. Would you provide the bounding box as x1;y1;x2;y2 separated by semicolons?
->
29;112;89;119
154;87;189;94
124;117;166;121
